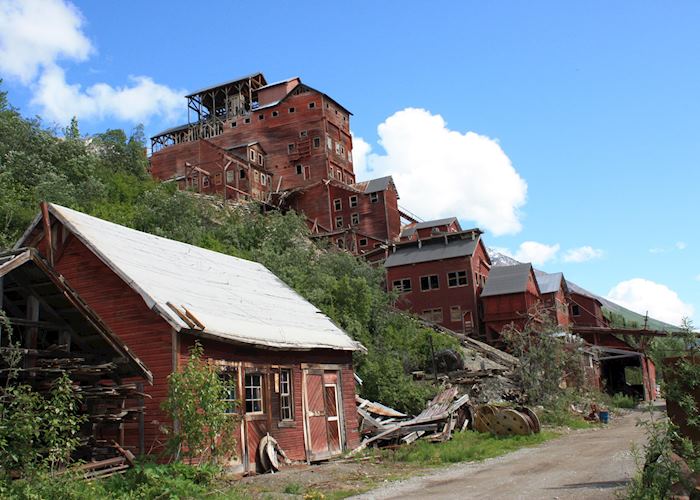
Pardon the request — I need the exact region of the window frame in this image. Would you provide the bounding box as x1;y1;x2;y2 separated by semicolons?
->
279;368;293;421
572;304;581;317
420;274;440;291
351;213;359;225
392;278;412;293
447;270;468;288
369;192;379;203
422;308;443;323
244;372;264;414
359;238;368;247
450;305;462;322
335;216;343;228
220;369;238;415
334;198;342;211
349;195;358;208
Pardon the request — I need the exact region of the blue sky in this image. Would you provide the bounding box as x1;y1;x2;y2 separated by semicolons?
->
1;0;697;325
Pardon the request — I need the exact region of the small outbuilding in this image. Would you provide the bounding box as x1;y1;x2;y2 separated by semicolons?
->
16;203;364;471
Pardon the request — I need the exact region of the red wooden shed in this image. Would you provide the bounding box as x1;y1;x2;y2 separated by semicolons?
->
17;203;364;471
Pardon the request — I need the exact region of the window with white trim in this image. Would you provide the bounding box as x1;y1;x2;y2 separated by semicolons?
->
392;278;412;293
279;369;293;420
420;275;440;291
245;373;263;413
369;192;379;203
334;198;342;211
450;305;462;322
220;369;238;414
335;216;343;228
422;308;443;323
351;213;359;225
349;195;358;208
447;270;468;287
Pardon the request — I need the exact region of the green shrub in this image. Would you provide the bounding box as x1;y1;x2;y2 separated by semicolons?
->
611;393;637;409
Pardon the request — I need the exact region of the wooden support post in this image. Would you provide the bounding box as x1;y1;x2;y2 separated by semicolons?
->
59;330;71;352
25;295;39;349
137;382;145;456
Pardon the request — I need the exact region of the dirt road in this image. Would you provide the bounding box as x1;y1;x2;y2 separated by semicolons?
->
354;409;652;500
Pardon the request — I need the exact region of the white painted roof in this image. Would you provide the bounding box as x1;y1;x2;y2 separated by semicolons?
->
45;204;363;351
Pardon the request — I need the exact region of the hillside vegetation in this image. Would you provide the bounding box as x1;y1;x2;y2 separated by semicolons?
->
0;84;456;414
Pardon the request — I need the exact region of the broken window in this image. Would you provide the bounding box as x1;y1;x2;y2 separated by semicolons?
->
335;216;343;228
220;369;238;415
448;270;468;287
226;170;234;183
450;306;462;322
258;113;264;120
288;143;296;154
370;192;379;203
231;121;237;128
296;164;303;175
359;238;368;247
308;102;316;109
289;107;295;113
334;198;342;211
245;373;263;413
202;176;210;188
300;130;308;138
392;278;412;293
279;369;293;420
244;117;251;124
420;275;440;291
272;110;279;117
336;238;345;249
349;195;358;207
313;137;321;148
572;304;581;316
351;213;359;225
240;169;246;179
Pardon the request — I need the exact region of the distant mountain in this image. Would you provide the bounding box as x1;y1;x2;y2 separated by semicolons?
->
486;249;678;331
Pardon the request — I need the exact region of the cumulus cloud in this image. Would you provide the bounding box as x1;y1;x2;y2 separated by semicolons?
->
0;0;184;125
607;278;694;326
493;241;560;266
563;246;604;263
354;108;527;236
33;65;184;124
0;0;92;83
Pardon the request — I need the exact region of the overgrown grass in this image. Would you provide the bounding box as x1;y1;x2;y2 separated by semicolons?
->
380;430;557;465
611;393;638;409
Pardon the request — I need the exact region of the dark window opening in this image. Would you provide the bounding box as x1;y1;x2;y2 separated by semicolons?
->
279;369;293;420
447;270;468;287
296;164;303;175
572;304;581;316
245;373;263;413
420;275;440;291
392;278;412;293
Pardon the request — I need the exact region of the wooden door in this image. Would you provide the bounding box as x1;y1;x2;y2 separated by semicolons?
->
463;310;474;335
304;370;330;460
324;384;341;453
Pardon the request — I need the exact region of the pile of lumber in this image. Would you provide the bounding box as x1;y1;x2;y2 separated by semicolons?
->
354;387;471;452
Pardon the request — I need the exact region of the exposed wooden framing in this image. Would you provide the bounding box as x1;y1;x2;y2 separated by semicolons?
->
165;302;196;329
24;295;39;350
41;201;54;266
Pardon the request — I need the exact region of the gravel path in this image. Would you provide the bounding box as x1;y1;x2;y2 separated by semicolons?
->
352;409;651;500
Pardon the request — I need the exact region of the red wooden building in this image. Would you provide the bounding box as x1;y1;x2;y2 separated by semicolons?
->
534;270;571;327
384;229;491;337
399;217;461;242
284;175;402;254
567;281;609;328
480;263;542;342
150;73;355;197
18;203;364;471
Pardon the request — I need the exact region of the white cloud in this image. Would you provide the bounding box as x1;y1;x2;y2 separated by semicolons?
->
0;0;92;83
676;241;687;250
606;278;694;326
494;241;560;266
354;108;527;236
695;274;700;282
33;65;184;124
563;246;604;263
351;133;371;178
0;0;183;125
513;241;560;265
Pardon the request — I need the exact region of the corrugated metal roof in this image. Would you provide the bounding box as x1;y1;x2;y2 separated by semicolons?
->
384;237;478;268
400;217;458;238
534;270;564;294
352;176;393;194
151;122;190;138
44;204;363;352
481;263;533;298
185;72;266;98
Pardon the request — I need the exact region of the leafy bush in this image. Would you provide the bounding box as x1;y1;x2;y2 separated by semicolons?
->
161;342;239;463
611;392;637;409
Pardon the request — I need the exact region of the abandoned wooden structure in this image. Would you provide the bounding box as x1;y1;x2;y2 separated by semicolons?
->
0;247;152;462
534;270;571;327
399;217;462;242
16;203;364;471
384;229;491;338
479;263;542;343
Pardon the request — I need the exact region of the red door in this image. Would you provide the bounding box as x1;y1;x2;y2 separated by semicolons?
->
303;369;344;460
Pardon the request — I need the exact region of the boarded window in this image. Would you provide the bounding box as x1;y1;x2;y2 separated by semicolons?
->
450;306;462;322
422;308;443;322
420;275;440;291
280;369;293;420
226;170;234;183
447;270;468;287
245;373;263;413
214;173;222;186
